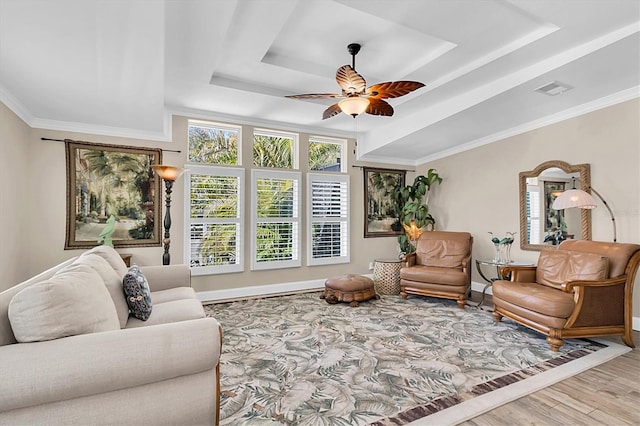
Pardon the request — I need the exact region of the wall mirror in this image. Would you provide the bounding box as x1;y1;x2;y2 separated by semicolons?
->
519;160;591;251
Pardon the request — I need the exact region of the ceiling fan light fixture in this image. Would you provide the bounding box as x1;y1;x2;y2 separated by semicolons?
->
338;96;369;117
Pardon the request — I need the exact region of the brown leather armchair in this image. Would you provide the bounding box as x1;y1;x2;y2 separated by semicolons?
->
493;240;640;351
400;231;473;308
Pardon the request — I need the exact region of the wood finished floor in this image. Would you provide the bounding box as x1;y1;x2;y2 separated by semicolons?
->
461;292;640;426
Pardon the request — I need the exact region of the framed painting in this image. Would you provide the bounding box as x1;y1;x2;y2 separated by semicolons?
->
363;167;406;238
65;140;163;249
543;180;566;232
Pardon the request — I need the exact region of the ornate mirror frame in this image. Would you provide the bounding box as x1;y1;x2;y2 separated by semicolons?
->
519;160;592;251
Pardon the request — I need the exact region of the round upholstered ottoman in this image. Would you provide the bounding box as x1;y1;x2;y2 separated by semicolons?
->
321;274;377;307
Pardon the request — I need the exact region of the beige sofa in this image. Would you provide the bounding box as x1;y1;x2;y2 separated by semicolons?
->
0;246;222;425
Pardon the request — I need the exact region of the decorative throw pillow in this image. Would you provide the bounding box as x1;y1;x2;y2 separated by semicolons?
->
122;265;152;321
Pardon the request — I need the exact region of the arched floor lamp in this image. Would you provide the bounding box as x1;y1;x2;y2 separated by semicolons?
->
552;177;616;242
151;165;186;265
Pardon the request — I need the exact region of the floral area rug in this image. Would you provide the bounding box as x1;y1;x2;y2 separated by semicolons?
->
204;292;607;425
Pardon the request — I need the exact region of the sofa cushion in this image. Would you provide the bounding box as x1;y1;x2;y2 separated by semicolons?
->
400;264;468;287
125;299;205;328
74;253;129;328
151;287;197;304
493;280;576;319
415;232;471;268
83;245;129;278
8;263;120;342
536;249;609;290
123;265;153;321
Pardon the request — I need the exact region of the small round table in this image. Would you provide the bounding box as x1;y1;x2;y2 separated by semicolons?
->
474;259;536;309
373;258;403;295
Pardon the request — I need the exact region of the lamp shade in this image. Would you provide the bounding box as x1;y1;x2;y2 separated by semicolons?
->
151;165;185;181
552;188;597;210
338;96;370;117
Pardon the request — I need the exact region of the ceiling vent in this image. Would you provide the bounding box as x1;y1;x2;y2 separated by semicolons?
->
534;81;573;96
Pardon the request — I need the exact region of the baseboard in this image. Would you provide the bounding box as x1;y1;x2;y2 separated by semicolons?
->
471;280;492;295
198;278;640;331
197;274;375;304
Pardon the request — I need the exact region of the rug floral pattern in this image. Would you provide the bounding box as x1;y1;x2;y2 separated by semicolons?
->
205;292;595;425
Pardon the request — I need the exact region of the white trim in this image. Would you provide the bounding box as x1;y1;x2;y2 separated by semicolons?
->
196;274;375;303
197;278;325;303
633;316;640;332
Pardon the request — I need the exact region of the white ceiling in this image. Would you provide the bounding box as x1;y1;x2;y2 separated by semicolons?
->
1;0;638;165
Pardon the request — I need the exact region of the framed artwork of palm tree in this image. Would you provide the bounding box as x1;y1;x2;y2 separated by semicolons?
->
363;167;406;238
64;140;163;249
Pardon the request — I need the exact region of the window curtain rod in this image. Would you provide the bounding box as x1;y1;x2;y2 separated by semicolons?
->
351;164;415;172
40;137;181;153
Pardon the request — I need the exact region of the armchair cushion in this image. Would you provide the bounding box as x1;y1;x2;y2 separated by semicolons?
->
400;265;468;287
493;281;575;319
536;249;609;290
122;265;152;321
8;263;120;343
415;236;470;268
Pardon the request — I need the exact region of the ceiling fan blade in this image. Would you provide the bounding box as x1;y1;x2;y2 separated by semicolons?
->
322;103;342;120
366;99;394;116
336;65;367;96
285;93;342;100
366;81;425;99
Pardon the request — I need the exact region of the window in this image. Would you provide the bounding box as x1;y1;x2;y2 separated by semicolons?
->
185;165;244;275
253;129;297;169
307;173;349;266
188;121;240;165
309;137;345;172
251;170;301;270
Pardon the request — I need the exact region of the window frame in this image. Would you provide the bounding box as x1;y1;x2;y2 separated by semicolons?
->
250;169;301;271
252;128;298;169
187;120;241;166
184;165;245;275
306;173;350;266
308;136;346;172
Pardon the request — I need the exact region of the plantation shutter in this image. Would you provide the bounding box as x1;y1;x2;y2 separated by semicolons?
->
307;173;350;265
251;170;301;270
186;165;244;275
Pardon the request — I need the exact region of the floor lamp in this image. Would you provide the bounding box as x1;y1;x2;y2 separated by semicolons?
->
151;165;186;265
552;177;617;242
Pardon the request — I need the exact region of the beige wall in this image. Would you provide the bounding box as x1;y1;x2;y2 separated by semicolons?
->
418;98;640;315
2;98;639;319
0;105;402;291
0;102;31;287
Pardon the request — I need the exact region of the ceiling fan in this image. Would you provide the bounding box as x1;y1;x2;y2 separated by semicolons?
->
285;43;425;119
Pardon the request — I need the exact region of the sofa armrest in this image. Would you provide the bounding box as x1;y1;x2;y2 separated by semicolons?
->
140;264;191;292
0;317;221;413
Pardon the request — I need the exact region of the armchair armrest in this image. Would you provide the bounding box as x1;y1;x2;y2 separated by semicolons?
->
140;264;191;292
0;318;221;413
502;266;537;282
562;275;627;292
404;252;416;267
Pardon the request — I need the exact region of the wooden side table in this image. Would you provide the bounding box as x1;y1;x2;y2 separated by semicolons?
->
119;253;132;267
373;258;403;295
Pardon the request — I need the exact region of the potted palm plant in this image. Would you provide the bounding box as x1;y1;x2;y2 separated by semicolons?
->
392;169;442;256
